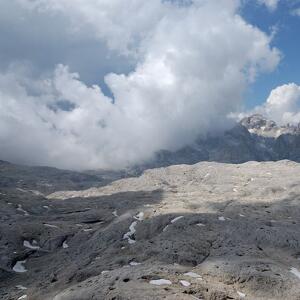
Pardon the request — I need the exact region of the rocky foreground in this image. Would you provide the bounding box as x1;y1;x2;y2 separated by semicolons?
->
1;160;300;300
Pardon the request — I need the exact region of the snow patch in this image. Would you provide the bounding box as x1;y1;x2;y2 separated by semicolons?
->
16;285;27;290
134;212;144;221
218;216;226;221
13;260;27;273
184;272;202;279
180;280;191;287
112;210;118;217
44;223;59;229
171;216;184;223
17;295;27;300
162;215;184;233
237;291;246;298
149;279;172;285
123;221;137;244
30;190;43;196
63;241;69;249
23;240;40;250
129;261;141;266
290;267;300;280
163;225;169;232
196;223;206;227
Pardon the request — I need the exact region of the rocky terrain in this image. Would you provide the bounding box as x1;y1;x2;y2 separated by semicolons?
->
1;159;300;300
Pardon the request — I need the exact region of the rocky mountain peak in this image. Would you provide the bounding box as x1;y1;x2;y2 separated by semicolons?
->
240;114;300;138
240;114;276;130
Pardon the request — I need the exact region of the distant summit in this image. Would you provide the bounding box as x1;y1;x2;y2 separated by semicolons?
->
133;115;300;172
241;114;300;138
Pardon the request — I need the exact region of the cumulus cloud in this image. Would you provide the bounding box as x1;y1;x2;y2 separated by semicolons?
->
257;0;280;11
252;83;300;124
0;0;281;170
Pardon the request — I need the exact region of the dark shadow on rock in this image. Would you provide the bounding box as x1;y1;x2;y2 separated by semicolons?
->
39;194;300;300
0;160;120;194
0;189;164;300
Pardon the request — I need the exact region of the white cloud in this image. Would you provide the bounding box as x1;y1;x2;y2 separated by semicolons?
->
257;0;280;11
253;83;300;124
291;7;300;16
0;0;281;169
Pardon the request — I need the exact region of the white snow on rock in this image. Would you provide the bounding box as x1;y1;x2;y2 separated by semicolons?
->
13;260;27;273
290;267;300;280
83;228;93;232
44;223;59;229
16;188;27;193
30;190;43;196
163;225;169;232
180;280;191;287
237;291;246;298
43;206;50;209
63;241;69;249
233;188;238;192
17;205;29;216
162;215;184;233
196;223;206;227
149;279;172;285
129;261;141;266
184;272;202;279
218;216;226;221
17;295;27;300
239;214;245;217
112;210;118;217
171;216;184;223
123;221;137;244
16;285;27;290
134;212;144;221
23;240;40;250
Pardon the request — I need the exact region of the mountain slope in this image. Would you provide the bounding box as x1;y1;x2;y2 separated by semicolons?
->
1;160;300;300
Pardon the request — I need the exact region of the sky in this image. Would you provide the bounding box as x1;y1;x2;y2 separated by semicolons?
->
0;0;299;170
242;0;300;107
